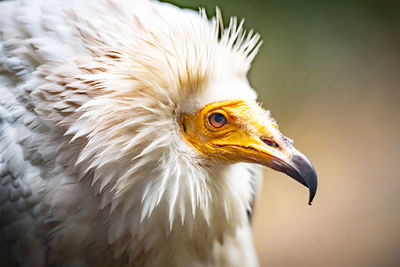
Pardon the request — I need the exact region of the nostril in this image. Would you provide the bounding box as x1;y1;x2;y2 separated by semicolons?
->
261;137;280;148
263;138;274;147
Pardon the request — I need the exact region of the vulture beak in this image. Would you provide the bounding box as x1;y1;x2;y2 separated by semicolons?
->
180;100;318;204
267;149;317;205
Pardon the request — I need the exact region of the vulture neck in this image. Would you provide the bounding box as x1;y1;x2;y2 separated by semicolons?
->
106;157;255;262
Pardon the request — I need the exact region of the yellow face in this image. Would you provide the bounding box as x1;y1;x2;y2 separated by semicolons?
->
180;100;291;165
180;100;318;204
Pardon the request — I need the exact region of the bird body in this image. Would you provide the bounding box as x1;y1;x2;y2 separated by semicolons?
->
0;0;317;266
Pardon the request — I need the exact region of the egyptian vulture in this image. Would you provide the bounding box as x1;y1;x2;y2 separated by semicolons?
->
0;0;317;266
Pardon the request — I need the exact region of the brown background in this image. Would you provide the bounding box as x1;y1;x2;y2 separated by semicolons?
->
1;0;398;265
165;1;400;266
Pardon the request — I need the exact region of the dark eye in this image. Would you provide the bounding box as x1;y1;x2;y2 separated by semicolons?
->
208;113;227;128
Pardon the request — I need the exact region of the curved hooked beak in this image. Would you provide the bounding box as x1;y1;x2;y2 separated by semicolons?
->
268;150;317;205
180;100;318;204
208;101;318;205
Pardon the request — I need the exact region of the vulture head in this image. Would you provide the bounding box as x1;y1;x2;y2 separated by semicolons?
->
37;2;317;253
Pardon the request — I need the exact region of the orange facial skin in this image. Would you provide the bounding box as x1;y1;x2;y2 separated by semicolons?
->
180;100;291;165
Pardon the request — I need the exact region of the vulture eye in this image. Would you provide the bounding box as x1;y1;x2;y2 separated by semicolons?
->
208;113;227;128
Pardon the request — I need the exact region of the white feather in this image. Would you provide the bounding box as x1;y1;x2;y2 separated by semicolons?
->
0;0;262;266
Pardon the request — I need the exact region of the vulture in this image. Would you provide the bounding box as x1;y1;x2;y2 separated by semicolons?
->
0;0;317;266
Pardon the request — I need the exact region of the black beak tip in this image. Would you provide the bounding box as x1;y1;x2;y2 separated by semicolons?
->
268;150;318;205
308;179;317;205
291;151;318;205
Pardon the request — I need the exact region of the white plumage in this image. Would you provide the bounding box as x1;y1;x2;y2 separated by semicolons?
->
0;0;317;266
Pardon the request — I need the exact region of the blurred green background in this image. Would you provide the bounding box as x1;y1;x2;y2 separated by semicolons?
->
163;1;400;266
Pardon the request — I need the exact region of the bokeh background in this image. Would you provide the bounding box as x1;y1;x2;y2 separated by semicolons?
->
163;1;400;266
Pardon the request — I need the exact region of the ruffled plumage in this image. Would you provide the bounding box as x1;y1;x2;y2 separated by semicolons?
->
0;0;262;266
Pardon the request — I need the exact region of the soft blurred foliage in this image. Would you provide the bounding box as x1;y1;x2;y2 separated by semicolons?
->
164;1;400;266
